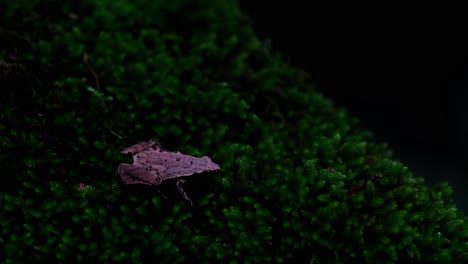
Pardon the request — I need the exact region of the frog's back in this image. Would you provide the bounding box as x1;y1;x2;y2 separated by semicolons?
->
133;150;167;165
133;150;220;178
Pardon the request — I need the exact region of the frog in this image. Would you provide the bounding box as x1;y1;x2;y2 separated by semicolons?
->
118;140;220;206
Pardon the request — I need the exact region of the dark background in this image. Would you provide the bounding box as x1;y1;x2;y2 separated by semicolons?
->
238;2;467;213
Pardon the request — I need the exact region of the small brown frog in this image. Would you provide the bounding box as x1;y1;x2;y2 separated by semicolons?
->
118;140;220;206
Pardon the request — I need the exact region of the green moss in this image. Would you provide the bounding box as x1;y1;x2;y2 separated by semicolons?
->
1;0;467;263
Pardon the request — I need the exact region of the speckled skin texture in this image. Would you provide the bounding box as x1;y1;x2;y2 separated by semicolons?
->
118;141;220;206
118;141;220;186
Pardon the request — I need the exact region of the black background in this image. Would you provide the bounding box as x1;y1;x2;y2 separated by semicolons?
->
238;2;467;213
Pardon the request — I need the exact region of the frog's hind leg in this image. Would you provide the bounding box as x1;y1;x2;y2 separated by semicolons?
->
118;163;152;186
176;179;193;207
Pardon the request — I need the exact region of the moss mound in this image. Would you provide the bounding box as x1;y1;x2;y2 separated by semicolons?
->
1;0;467;263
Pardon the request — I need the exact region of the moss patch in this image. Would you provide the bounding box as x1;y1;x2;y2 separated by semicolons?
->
1;0;467;263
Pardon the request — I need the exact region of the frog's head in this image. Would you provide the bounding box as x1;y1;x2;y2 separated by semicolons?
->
201;156;221;172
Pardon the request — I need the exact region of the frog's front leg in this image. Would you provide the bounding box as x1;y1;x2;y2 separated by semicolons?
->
176;179;193;207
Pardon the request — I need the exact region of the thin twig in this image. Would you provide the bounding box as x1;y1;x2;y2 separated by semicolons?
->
109;130;124;139
83;52;101;90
